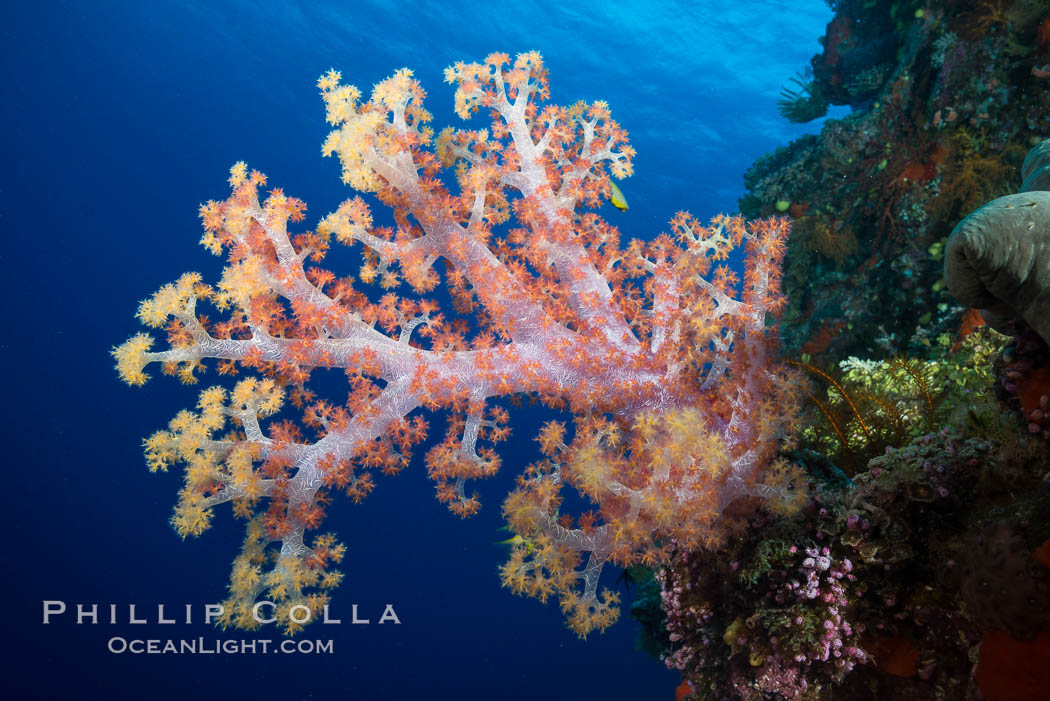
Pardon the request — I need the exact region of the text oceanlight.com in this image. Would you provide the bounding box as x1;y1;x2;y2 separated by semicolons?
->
107;637;334;654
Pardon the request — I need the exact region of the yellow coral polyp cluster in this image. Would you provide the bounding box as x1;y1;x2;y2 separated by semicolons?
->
559;589;621;637
316;196;373;248
230;377;284;416
218;521;346;635
443;61;489;120
112;271;217;386
144;406;218;478
215;256;269;311
140;378;288;541
228;160;251;188
138;375;356;629
111;332;153;386
320;107;385;191
171;489;214;538
319;68;433;193
499;533;580;603
224;443;266;505
135;272;207;328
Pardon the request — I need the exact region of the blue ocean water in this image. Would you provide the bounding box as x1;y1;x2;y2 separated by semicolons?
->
2;1;841;699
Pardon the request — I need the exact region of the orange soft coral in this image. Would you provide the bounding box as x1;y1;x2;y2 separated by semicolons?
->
114;52;798;637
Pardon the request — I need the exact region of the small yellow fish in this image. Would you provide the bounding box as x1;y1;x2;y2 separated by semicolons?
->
608;181;628;212
495;532;534;554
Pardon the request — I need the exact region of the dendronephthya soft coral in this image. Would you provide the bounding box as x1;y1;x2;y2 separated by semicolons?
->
113;51;803;637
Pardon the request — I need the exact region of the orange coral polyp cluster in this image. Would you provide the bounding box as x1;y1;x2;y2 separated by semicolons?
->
114;51;801;638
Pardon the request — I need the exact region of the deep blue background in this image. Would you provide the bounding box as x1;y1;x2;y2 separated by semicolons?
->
1;2;844;699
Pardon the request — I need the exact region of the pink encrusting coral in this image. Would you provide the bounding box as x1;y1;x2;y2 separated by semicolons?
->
112;51;803;636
